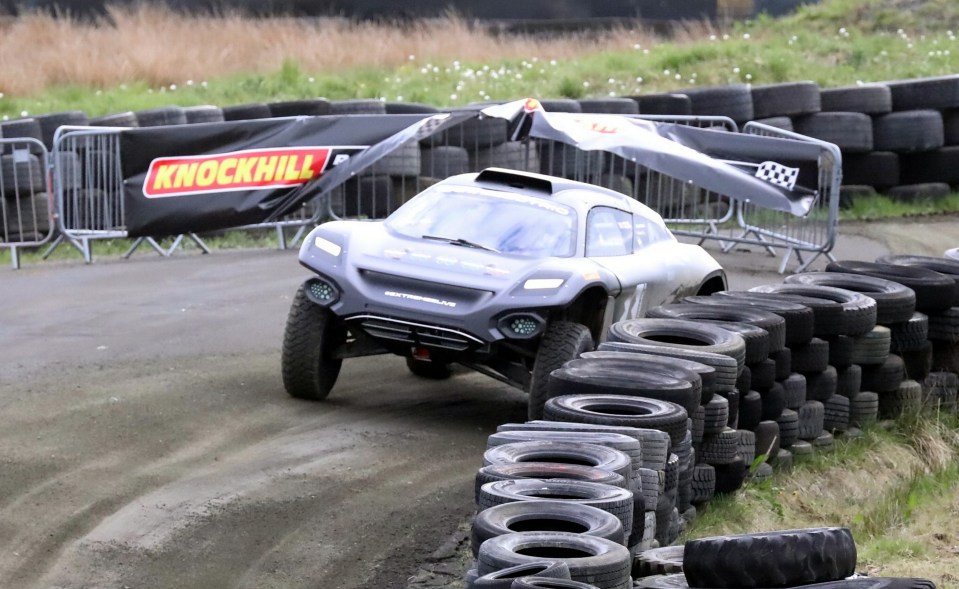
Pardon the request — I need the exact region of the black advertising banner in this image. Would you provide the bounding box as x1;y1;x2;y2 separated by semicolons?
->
120;113;472;237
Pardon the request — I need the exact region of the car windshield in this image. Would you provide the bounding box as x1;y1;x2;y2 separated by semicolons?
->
385;185;577;258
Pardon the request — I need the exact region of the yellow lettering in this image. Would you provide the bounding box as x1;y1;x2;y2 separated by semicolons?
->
235;157;256;184
216;158;238;185
254;156;277;183
284;155;301;181
196;160;218;187
298;155;315;180
274;156;289;182
154;164;176;190
173;162;198;188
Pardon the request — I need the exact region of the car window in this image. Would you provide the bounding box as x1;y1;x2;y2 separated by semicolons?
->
586;206;633;257
386;185;577;258
633;215;672;251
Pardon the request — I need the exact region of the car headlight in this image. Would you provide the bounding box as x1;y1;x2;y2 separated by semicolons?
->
511;274;569;296
523;278;565;290
313;235;342;257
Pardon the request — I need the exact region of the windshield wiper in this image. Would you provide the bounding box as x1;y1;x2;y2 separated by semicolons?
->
422;235;499;252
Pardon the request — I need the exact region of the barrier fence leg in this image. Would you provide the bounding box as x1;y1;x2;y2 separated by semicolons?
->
288;225;309;248
123;237;168;259
187;233;211;254
10;245;20;270
276;226;288;250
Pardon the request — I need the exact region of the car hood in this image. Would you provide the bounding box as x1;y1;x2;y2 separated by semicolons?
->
314;221;571;292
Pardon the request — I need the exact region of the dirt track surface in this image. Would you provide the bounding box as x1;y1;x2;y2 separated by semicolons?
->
0;217;955;589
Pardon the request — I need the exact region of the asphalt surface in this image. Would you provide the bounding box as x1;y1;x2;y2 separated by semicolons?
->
0;217;955;589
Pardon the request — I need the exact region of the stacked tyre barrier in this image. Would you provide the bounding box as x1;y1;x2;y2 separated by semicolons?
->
465;249;957;589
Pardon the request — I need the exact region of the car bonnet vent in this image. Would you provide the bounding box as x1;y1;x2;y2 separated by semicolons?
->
475;168;553;195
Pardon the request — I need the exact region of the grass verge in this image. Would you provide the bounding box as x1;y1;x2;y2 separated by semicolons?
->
684;411;959;587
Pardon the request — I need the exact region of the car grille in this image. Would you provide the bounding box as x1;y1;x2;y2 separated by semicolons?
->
351;315;482;352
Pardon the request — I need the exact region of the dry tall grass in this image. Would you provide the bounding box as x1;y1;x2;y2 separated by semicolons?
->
0;4;673;96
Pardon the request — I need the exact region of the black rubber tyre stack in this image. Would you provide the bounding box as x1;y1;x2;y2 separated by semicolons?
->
823;394;851;433
879;379;923;419
759;382;787;422
222;102;273;121
889;312;930;353
553;354;701;415
827;259;957;314
471;501;625;557
750;81;821;119
482;441;633;482
776;408;799;448
793;112;873;153
901;341;933;382
477;532;631;589
690;292;816;347
860;354;905;394
683;84;754;123
543;395;689;449
851;326;892;366
820;84;892;114
790;338;830;373
632;94;692;116
578;98;639;114
750;283;878;338
798;401;825;440
805;366;838;402
841;151;900;190
886;74;959;111
753;420;781;461
781;373;807;409
851;391;880;427
737;390;763;431
475;463;627;504
690;464;715;505
474;561;571;589
873;110;944;153
785;271;917;325
33;110;89;149
329;99;387;114
836;365;863;398
632;545;683;578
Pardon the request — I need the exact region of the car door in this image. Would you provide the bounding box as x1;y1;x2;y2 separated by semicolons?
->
585;206;684;323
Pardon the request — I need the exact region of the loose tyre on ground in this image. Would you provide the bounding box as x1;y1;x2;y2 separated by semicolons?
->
682;527;857;589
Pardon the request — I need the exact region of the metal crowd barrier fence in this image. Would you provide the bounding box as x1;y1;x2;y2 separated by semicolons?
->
23;113;836;272
739;121;841;273
0;137;53;269
47;126;213;263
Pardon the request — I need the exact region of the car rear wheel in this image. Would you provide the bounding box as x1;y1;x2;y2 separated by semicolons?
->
528;321;594;420
281;283;346;400
405;357;452;379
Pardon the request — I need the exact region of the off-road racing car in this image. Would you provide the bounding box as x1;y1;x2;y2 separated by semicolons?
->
282;167;726;417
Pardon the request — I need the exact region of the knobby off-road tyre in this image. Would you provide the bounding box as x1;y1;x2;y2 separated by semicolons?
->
406;357;452;379
633;545;684;578
472;501;625;557
281;284;346;400
477;532;632;589
683;527;857;589
528;322;594;420
472;562;572;589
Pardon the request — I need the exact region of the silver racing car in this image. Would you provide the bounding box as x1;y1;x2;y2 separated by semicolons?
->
282;167;726;417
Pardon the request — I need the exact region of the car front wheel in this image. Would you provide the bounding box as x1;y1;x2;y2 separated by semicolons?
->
527;321;594;420
281;282;346;400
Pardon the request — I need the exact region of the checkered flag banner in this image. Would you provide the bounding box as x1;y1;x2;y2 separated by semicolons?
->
755;161;800;190
413;114;452;141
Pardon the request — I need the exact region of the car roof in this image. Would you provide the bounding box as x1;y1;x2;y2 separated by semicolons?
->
437;167;665;223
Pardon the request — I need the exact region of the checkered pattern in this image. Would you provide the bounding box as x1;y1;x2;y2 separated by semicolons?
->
755;161;799;190
413;114;451;141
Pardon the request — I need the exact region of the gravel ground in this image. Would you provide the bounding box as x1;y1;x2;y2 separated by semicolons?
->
0;216;954;589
